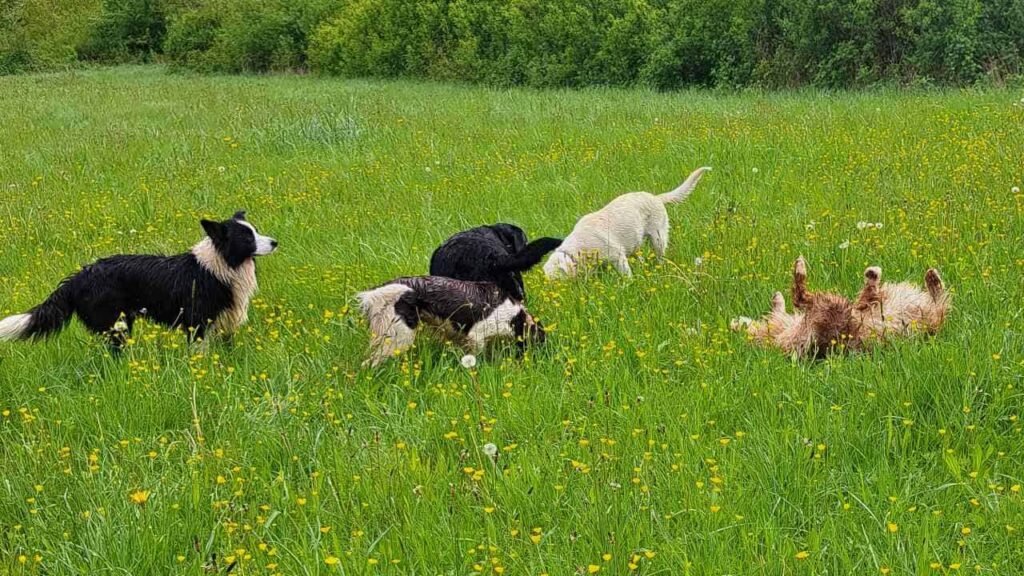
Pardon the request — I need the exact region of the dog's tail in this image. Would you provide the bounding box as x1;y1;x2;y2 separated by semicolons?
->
658;166;711;204
0;280;76;341
494;237;563;273
357;283;413;328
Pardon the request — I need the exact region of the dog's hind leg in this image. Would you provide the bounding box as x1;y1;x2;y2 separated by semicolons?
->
647;212;670;258
923;268;948;333
366;320;416;367
925;269;944;301
613;253;633;277
854;266;882;312
792;256;812;310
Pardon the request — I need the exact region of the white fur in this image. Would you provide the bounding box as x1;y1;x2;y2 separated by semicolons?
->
0;313;31;341
238;220;278;256
191;238;259;335
466;299;521;352
357;284;417;367
544;166;710;278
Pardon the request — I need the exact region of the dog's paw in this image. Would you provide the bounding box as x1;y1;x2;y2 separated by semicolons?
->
771;292;785;312
795;256;807;276
864;266;881;282
730;316;753;331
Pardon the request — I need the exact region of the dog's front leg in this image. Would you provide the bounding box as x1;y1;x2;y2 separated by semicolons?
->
613;254;633;277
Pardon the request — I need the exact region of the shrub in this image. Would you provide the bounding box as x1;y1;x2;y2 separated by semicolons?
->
165;0;344;73
6;0;1024;87
0;0;101;74
77;0;167;62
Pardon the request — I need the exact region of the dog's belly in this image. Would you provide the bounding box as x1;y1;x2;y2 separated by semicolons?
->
862;284;936;336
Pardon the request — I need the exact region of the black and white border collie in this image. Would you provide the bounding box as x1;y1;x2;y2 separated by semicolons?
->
0;211;277;347
429;223;561;300
356;276;545;367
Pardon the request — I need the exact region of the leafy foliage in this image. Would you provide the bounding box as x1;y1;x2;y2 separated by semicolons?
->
4;0;1024;86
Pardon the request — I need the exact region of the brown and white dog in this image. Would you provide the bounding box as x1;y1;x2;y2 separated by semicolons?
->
731;256;950;359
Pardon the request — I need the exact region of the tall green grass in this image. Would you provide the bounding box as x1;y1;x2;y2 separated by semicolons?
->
0;66;1022;574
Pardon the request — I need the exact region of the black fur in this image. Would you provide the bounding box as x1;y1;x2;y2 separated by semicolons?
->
386;276;545;346
6;212;270;346
429;223;561;300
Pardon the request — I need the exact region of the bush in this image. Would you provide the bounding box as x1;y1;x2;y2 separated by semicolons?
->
0;0;101;74
77;0;167;62
164;0;344;73
5;0;1024;87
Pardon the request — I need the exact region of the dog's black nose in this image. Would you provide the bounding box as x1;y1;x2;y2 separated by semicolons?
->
271;240;279;248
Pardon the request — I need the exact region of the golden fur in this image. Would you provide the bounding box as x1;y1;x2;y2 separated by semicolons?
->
732;257;950;358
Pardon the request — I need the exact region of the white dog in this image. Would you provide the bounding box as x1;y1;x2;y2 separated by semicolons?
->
543;166;711;278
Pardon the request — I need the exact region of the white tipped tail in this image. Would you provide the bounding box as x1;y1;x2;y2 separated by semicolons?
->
357;283;416;367
0;313;32;341
357;284;412;316
357;284;414;340
658;166;711;204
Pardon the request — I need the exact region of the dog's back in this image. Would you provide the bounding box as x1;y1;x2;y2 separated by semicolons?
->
430;225;560;299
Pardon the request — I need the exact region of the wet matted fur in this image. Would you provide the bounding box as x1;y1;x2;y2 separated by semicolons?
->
429;223;561;300
356;275;545;367
731;256;950;359
0;211;277;347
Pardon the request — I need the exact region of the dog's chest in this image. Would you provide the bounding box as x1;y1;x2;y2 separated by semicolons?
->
212;260;257;334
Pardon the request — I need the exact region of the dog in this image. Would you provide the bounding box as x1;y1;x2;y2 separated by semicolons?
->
543;166;711;278
731;256;950;359
356;276;545;367
0;211;277;347
429;223;561;300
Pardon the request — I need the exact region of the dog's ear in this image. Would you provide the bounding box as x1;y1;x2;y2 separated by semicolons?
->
201;219;226;242
232;210;247;221
493;223;527;252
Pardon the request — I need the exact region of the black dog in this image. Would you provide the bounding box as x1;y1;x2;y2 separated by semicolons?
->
0;211;277;347
357;276;545;366
429;223;561;300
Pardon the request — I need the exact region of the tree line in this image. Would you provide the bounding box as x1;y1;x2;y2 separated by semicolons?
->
3;0;1022;88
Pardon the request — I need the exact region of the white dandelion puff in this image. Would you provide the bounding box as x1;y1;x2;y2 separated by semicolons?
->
460;354;477;369
482;443;498;457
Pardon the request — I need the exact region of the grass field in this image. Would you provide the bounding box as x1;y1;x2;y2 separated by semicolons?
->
1;66;1023;575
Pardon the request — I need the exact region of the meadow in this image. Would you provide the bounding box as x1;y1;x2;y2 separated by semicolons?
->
0;66;1022;575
